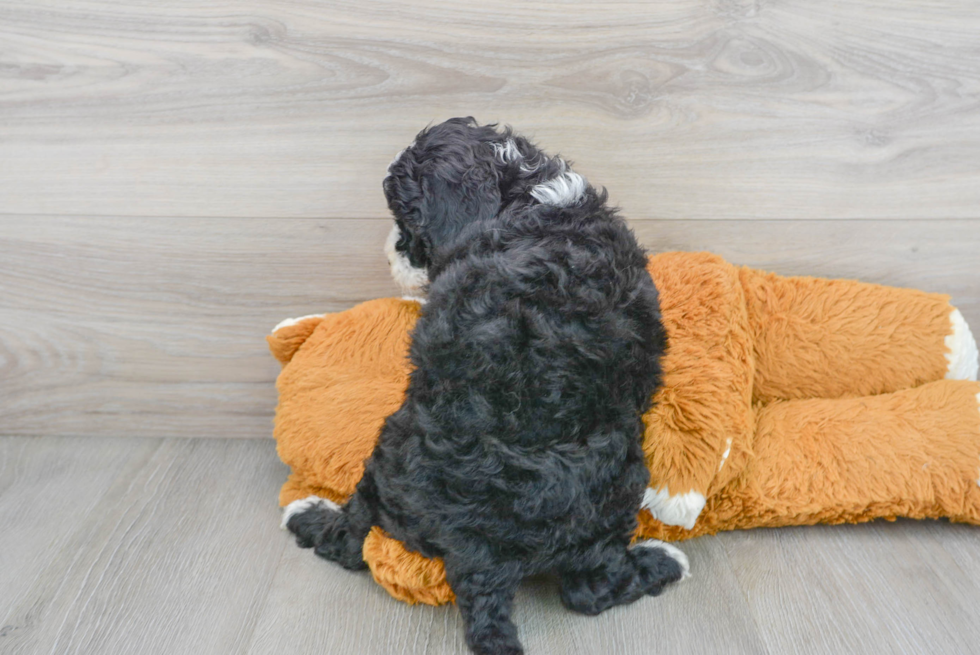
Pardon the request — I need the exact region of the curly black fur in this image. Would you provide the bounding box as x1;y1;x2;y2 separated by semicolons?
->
288;118;680;655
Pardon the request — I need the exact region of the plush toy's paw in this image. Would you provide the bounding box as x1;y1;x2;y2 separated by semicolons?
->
945;308;979;381
641;486;706;530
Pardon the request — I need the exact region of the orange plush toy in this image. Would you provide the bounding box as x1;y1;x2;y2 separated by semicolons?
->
270;252;980;606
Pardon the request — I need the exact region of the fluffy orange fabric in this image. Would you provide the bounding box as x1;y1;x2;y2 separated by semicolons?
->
739;267;952;403
642;252;755;501
271;252;980;606
273;299;419;507
362;528;455;606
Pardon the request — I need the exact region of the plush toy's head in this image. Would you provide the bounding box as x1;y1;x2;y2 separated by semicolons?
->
381;117;589;297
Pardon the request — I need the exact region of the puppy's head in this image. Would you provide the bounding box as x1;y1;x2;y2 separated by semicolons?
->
382;117;588;298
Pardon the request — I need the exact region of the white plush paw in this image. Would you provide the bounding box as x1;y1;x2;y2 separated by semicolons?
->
632;539;691;581
641;486;706;531
280;495;340;530
945;308;979;381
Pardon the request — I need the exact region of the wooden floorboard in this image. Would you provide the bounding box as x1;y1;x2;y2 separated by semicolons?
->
246;531;769;655
0;437;289;655
722;522;980;655
1;0;979;219
0;436;161;633
3;436;980;655
2;216;978;440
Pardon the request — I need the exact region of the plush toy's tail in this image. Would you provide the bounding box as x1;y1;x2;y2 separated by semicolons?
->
281;495;369;571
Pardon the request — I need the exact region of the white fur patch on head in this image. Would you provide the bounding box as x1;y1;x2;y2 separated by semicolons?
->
272;313;325;334
642;486;706;531
945;308;979;381
280;495;340;530
492;138;523;163
386;139;416;175
530;162;587;207
492;138;543;174
631;539;692;581
384;223;429;300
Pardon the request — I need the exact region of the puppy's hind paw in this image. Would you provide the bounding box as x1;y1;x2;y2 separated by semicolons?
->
281;495;340;548
630;539;691;595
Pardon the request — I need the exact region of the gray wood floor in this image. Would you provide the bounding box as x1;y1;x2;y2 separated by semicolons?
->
1;435;979;655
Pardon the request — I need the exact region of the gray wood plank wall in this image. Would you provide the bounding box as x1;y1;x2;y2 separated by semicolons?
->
1;0;979;439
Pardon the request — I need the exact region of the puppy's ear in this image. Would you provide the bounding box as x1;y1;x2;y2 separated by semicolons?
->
416;150;501;253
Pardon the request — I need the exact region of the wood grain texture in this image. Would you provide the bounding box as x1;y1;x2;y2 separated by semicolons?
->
4;436;980;655
0;436;289;655
247;534;768;655
0;217;400;439
2;216;977;439
722;522;980;654
0;436;161;631
1;0;979;219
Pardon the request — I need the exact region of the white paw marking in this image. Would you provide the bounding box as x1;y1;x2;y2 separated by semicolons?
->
945;308;979;381
280;495;340;530
632;539;691;581
384;223;429;298
642;487;706;531
530;164;587;207
272;313;325;334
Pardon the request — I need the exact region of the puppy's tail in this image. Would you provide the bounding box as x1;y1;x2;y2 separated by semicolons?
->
281;495;369;571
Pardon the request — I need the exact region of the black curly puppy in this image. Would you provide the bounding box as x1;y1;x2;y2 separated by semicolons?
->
285;118;688;655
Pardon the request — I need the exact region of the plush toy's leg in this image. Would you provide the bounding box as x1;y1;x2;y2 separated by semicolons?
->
736;380;980;528
283;487;375;571
738;267;978;403
444;558;525;655
557;539;689;616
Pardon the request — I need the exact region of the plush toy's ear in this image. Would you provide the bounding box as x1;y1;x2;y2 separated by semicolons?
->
267;314;327;365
